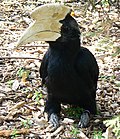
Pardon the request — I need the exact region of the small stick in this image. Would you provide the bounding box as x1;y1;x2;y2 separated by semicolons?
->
0;56;42;61
16;44;49;48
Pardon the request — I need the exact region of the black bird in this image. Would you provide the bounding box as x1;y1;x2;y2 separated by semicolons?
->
17;4;99;128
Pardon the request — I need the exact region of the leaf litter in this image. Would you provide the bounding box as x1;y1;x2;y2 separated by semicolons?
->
0;0;120;138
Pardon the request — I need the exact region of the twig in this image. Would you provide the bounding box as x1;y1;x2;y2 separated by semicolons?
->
0;28;24;33
113;22;120;29
78;131;89;139
9;101;26;111
0;56;42;61
17;44;49;48
50;126;64;137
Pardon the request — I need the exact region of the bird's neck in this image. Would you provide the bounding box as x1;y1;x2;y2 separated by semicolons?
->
49;38;80;51
48;38;81;61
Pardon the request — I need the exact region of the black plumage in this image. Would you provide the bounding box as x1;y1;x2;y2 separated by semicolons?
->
40;14;99;128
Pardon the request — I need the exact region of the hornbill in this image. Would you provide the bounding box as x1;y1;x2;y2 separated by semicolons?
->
17;4;99;128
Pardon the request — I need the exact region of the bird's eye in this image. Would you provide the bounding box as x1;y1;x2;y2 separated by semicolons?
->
59;19;70;32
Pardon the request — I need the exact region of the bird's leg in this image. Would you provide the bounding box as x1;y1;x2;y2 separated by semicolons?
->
44;95;61;128
78;110;90;128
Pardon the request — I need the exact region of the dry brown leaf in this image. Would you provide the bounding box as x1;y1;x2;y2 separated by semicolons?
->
6;109;22;120
50;126;64;137
32;111;48;127
21;72;28;83
0;128;30;137
78;131;89;139
12;79;19;91
9;101;26;111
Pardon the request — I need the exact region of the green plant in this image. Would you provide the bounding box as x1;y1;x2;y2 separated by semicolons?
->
17;67;30;78
93;130;104;139
33;90;43;104
21;119;32;128
101;0;109;7
7;79;14;87
65;106;83;119
96;109;101;115
11;129;20;139
21;87;31;93
70;125;80;137
112;47;120;57
99;75;115;81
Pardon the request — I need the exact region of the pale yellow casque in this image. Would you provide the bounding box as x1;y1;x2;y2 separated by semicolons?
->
16;3;71;47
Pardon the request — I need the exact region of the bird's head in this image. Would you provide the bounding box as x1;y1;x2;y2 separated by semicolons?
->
16;3;80;47
58;14;80;42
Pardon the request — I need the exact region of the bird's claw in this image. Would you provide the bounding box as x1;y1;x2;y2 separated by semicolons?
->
78;111;90;128
49;113;59;128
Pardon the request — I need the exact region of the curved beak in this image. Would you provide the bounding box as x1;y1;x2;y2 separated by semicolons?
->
16;4;71;47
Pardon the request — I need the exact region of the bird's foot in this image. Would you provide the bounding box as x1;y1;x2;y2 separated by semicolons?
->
78;110;90;128
49;113;59;128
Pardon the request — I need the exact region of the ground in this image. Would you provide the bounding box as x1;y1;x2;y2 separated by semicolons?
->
0;0;120;139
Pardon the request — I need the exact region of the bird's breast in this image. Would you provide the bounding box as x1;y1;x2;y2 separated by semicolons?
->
47;56;79;92
48;56;74;81
46;55;91;104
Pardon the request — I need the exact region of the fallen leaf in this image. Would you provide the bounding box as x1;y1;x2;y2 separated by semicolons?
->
0;128;30;137
12;79;19;91
9;101;26;111
32;111;48;128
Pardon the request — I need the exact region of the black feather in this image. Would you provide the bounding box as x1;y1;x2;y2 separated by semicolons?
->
40;13;99;128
